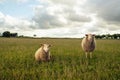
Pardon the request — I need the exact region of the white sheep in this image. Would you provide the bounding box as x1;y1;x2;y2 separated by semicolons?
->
81;34;96;58
35;44;51;62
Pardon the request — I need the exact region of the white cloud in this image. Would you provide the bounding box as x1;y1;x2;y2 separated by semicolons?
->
0;12;35;31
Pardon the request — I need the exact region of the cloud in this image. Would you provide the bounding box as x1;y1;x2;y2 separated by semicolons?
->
48;0;86;6
32;5;67;29
67;13;91;22
0;0;120;37
28;27;84;38
85;0;120;23
0;12;35;31
32;0;92;29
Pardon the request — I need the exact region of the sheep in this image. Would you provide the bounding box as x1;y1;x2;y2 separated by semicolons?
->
35;44;51;62
81;34;96;58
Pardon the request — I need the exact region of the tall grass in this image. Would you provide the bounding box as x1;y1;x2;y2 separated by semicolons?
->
0;38;120;80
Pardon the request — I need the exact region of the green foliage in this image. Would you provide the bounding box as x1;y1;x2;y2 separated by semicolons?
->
95;34;120;39
2;31;11;37
2;31;18;37
0;38;120;80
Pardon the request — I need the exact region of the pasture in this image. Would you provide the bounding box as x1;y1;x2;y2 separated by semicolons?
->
0;38;120;80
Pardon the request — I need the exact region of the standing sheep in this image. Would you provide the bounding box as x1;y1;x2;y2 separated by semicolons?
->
35;44;51;62
81;34;96;58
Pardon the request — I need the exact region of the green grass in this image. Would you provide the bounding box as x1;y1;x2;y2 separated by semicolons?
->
0;38;120;80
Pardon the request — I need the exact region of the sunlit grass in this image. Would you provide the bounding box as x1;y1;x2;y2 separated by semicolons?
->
0;38;120;80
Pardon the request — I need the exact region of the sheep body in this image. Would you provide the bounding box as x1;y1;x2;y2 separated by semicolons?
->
81;34;96;58
35;44;51;62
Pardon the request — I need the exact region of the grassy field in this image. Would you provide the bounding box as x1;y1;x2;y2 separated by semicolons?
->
0;38;120;80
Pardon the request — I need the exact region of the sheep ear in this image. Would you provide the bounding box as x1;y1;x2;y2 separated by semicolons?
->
93;34;95;36
40;44;44;46
85;34;88;36
49;44;51;47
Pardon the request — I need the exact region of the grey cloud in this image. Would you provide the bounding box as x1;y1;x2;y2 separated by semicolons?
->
86;0;120;23
87;27;102;32
32;3;91;29
106;24;120;31
49;0;76;6
62;6;91;22
43;0;120;34
32;5;67;29
68;13;91;22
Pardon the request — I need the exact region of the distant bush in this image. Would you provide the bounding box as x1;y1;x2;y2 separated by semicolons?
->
2;31;18;37
95;34;120;39
2;31;11;37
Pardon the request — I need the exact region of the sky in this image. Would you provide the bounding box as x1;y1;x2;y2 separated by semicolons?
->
0;0;120;38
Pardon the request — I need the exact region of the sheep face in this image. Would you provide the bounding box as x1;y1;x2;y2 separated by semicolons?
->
41;44;51;52
86;34;95;41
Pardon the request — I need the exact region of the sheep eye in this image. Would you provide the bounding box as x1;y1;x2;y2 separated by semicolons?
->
48;45;51;47
85;34;88;36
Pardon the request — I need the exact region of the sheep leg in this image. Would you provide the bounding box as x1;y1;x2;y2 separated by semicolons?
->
90;52;92;58
85;52;88;58
48;52;51;61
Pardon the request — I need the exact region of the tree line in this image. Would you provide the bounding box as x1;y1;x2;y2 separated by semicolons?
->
1;31;18;37
95;34;120;39
0;31;120;39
